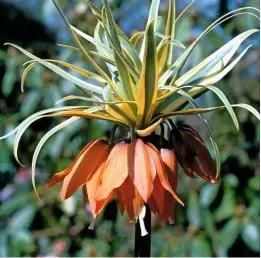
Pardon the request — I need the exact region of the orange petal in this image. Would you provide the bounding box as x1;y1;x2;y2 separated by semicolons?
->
161;192;175;221
148;175;165;216
160;148;178;190
134;188;144;219
160;148;178;221
96;142;129;201
117;190;125;216
61;140;110;200
94;191;115;218
47;141;95;187
86;161;107;215
128;139;154;202
118;176;135;221
146;144;184;206
47;169;71;187
82;185;88;201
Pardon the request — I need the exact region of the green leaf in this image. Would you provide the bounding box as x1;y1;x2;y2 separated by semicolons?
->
203;209;216;237
6;43;103;94
215;219;241;252
136;20;159;127
139;0;160;58
51;0;124;100
187;191;201;227
20;91;41;117
175;30;258;86
55;95;136;106
214;189;236;222
190;236;213;257
224;174;239;188
248;176;260;191
165;0;176;66
71;25;112;57
155;104;260;122
103;0;137;99
195;45;252;86
200;183;220;208
164;85;240;130
241;222;260;252
0;232;8;257
2;70;16;97
0;192;33;216
24;59;107;84
130;31;144;48
83;0;142;71
9;205;38;230
5;106;91;164
160;8;259;86
233;103;260;120
159;43;255;114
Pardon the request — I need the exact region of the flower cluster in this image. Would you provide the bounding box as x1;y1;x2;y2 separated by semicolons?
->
47;123;217;226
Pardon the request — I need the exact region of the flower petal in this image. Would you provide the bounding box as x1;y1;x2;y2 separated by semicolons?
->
118;176;135;221
160;148;178;190
96;142;129;201
171;130;196;178
148;175;165;216
146;144;184;206
47;168;70;187
47;141;94;187
128;139;154;202
85;161;106;215
182;131;217;183
160;148;179;221
61;140;110;200
95;191;115;218
178;124;204;144
134;188;144;219
83;161;115;219
117;190;125;216
82;185;88;201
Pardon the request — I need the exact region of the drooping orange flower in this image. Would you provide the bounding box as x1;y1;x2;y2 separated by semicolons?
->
171;124;218;184
47;138;184;225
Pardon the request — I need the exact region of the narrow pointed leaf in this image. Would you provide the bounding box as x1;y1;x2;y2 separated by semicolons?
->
180;85;239;130
160;10;259;86
175;30;258;86
140;0;160;58
136;21;159;128
103;0;137;99
6;43;103;94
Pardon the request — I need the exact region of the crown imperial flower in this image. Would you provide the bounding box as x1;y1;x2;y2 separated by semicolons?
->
171;124;218;184
1;0;260;239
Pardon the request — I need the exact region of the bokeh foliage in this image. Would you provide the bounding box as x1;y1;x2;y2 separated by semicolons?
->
0;0;259;257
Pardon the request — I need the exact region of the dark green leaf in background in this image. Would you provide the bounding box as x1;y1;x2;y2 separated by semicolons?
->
189;236;213;257
241;222;260;252
187;191;202;227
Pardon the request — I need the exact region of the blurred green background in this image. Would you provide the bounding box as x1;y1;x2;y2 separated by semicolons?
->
0;0;259;257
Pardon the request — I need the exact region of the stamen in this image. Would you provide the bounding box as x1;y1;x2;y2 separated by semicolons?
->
139;206;148;237
88;219;96;230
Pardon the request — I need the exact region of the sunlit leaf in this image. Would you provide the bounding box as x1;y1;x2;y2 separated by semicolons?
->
136;21;159;128
6;43;103;94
